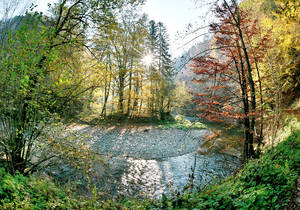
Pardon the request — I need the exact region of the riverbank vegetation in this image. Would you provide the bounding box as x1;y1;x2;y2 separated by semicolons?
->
156;115;207;130
0;118;298;208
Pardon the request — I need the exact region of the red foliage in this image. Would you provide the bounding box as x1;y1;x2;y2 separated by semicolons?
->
191;4;269;127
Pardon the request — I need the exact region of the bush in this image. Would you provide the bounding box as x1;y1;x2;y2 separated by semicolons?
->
0;169;79;209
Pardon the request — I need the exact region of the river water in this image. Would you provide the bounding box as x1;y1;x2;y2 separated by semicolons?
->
50;124;241;199
103;152;240;199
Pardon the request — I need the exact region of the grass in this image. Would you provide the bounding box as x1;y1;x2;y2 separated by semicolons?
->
156;115;207;130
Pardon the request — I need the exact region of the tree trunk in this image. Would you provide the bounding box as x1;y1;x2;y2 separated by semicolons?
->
246;34;264;153
101;63;112;117
127;57;133;116
10;136;26;174
239;29;256;158
138;74;143;117
132;71;139;115
118;70;126;114
224;0;256;158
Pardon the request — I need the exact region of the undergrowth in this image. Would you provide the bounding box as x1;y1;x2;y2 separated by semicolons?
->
157;115;207;130
0;169;79;209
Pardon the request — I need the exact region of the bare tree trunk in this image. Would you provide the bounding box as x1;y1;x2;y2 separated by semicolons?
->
239;33;256;158
233;41;251;160
246;34;264;152
101;60;112;117
127;57;133;116
118;70;126;114
111;88;115;113
150;72;154;115
268;54;282;151
132;71;139;116
101;75;111;117
138;74;143;117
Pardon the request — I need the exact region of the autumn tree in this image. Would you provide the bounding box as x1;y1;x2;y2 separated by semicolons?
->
0;0;144;174
192;0;270;159
90;8;149;117
88;13;175;119
239;0;299;148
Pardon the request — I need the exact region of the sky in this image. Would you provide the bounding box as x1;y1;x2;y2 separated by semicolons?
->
142;0;207;57
34;0;208;58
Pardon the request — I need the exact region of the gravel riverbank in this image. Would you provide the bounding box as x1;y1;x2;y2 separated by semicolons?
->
62;123;241;198
70;124;212;159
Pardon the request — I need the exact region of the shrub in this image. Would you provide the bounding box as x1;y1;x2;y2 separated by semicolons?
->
0;168;79;209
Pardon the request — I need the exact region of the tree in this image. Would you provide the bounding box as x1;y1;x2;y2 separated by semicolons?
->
191;0;270;159
0;0;144;174
91;9;149;117
89;13;175;119
239;0;299;148
0;12;52;173
143;20;174;119
156;22;174;119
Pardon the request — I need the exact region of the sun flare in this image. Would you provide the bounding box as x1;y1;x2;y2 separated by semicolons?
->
142;54;153;66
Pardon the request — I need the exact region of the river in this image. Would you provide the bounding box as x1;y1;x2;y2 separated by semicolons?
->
53;123;241;199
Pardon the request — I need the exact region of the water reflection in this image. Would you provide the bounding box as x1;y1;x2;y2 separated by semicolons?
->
110;152;239;199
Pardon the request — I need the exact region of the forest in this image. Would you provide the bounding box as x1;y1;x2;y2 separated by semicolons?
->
0;0;299;209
